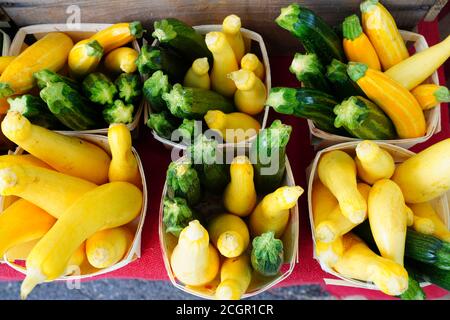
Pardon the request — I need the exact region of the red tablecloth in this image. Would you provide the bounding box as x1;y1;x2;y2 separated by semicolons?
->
0;20;448;300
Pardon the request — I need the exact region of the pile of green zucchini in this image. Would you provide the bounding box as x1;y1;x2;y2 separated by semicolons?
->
7;69;142;131
268;3;397;140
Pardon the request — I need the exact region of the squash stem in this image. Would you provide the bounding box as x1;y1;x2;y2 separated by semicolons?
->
343;14;363;41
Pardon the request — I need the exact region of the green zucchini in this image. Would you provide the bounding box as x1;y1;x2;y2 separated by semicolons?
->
152;18;213;65
326;59;365;99
289;53;331;93
250;120;292;193
399;268;426;300
7;94;62;129
82;72;117;106
33;69;80;91
114;73;142;104
136;44;189;82
162;83;234;119
333;96;397;140
166;160;202;206
143;70;171;113
407;259;450;291
103;99;134;125
176;119;200;144
275;3;345;65
266;87;347;135
147;111;179;140
40;82;101;131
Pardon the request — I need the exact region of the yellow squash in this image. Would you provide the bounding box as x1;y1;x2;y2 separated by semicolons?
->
355;140;395;184
108;124;141;188
392;138;450;203
315;237;344;269
86;226;134;269
0;32;73;97
405;205;414;227
104;47;138;74
21;181;143;299
318;150;367;224
228;69;266;115
215;254;252;300
360;0;409;70
342;14;381;70
0;163;96;218
0;56;15;75
222;14;246;63
249;186;303;238
223;156;257;217
0;154;54;170
409;202;450;242
385;35;450;90
312;180;338;228
0;199;55;258
333;233;408;296
208;214;250;258
170;220;220;287
2;111;111;184
348;62;426;139
412;215;435;235
183;57;211;90
204;110;260;143
241;53;265;80
368;179;407;265
205;31;238;97
89;22;143;53
411;84;450;110
68;39;103;78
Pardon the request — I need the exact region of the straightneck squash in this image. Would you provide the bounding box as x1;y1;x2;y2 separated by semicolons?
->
104;47;138;74
21;181;143;299
205;31;238;97
0;163;96;219
204;110;261;143
170;220;220;287
0;199;55;258
241;53;265;80
1;111;111;184
222;14;246;63
411;84;450;110
228;69;266;115
368;179;407;265
183;57;211;90
333;233;408;296
223;156;257;217
89;22;143;53
355;140;395;185
68;39;103;78
0;154;54;170
108;124;141;188
208;214;250;258
409;202;450;242
318;150;367;224
215;254;252;300
315;237;344;269
392;138;450;203
249;186;303;238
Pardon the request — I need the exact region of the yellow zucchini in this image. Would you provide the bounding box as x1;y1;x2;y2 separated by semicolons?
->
104;47;139;74
222;14;246;63
204;110;260;143
183;57;211;90
1;111;111;184
223;156;257;217
215;254;252;300
208;214;250;258
318;150;367;224
0;56;15;75
228;69;267;115
89;22;143;53
68;39;103;78
392;138;450;203
348;62;426;139
368;179;407;265
355;140;395;184
0;33;73;97
409;202;450;242
360;0;409;70
21;181;143;299
241;53;265;80
249;186;303;238
411;84;450;110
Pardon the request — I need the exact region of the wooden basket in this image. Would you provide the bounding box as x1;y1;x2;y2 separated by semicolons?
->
0;133;148;280
8;24;144;135
308;30;442;150
144;25;271;150
159;148;299;299
306;141;449;291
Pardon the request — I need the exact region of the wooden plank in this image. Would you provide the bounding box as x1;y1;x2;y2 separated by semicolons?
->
0;0;438;54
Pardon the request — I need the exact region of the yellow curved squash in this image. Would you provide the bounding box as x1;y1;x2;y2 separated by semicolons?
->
21;181;143;299
409;202;450;242
312;180;338;228
208;214;250;258
170;220;219;287
108;123;141;188
86;226;134;269
204;110;260;143
215;254;252;300
405;205;414;227
392;138;450;203
183;57;210;90
222;14;246;63
68;39;103;78
411;84;450;110
0;33;73;98
315;237;344;269
0;56;15;75
228;69;266;115
412;215;435;235
241;53;265;80
104;47;139;74
355;140;395;184
2;111;111;184
318;150;367;224
0;154;54;170
223;156;257;217
89;22;143;53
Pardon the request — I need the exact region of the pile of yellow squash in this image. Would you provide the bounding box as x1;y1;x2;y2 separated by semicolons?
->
0;111;144;299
